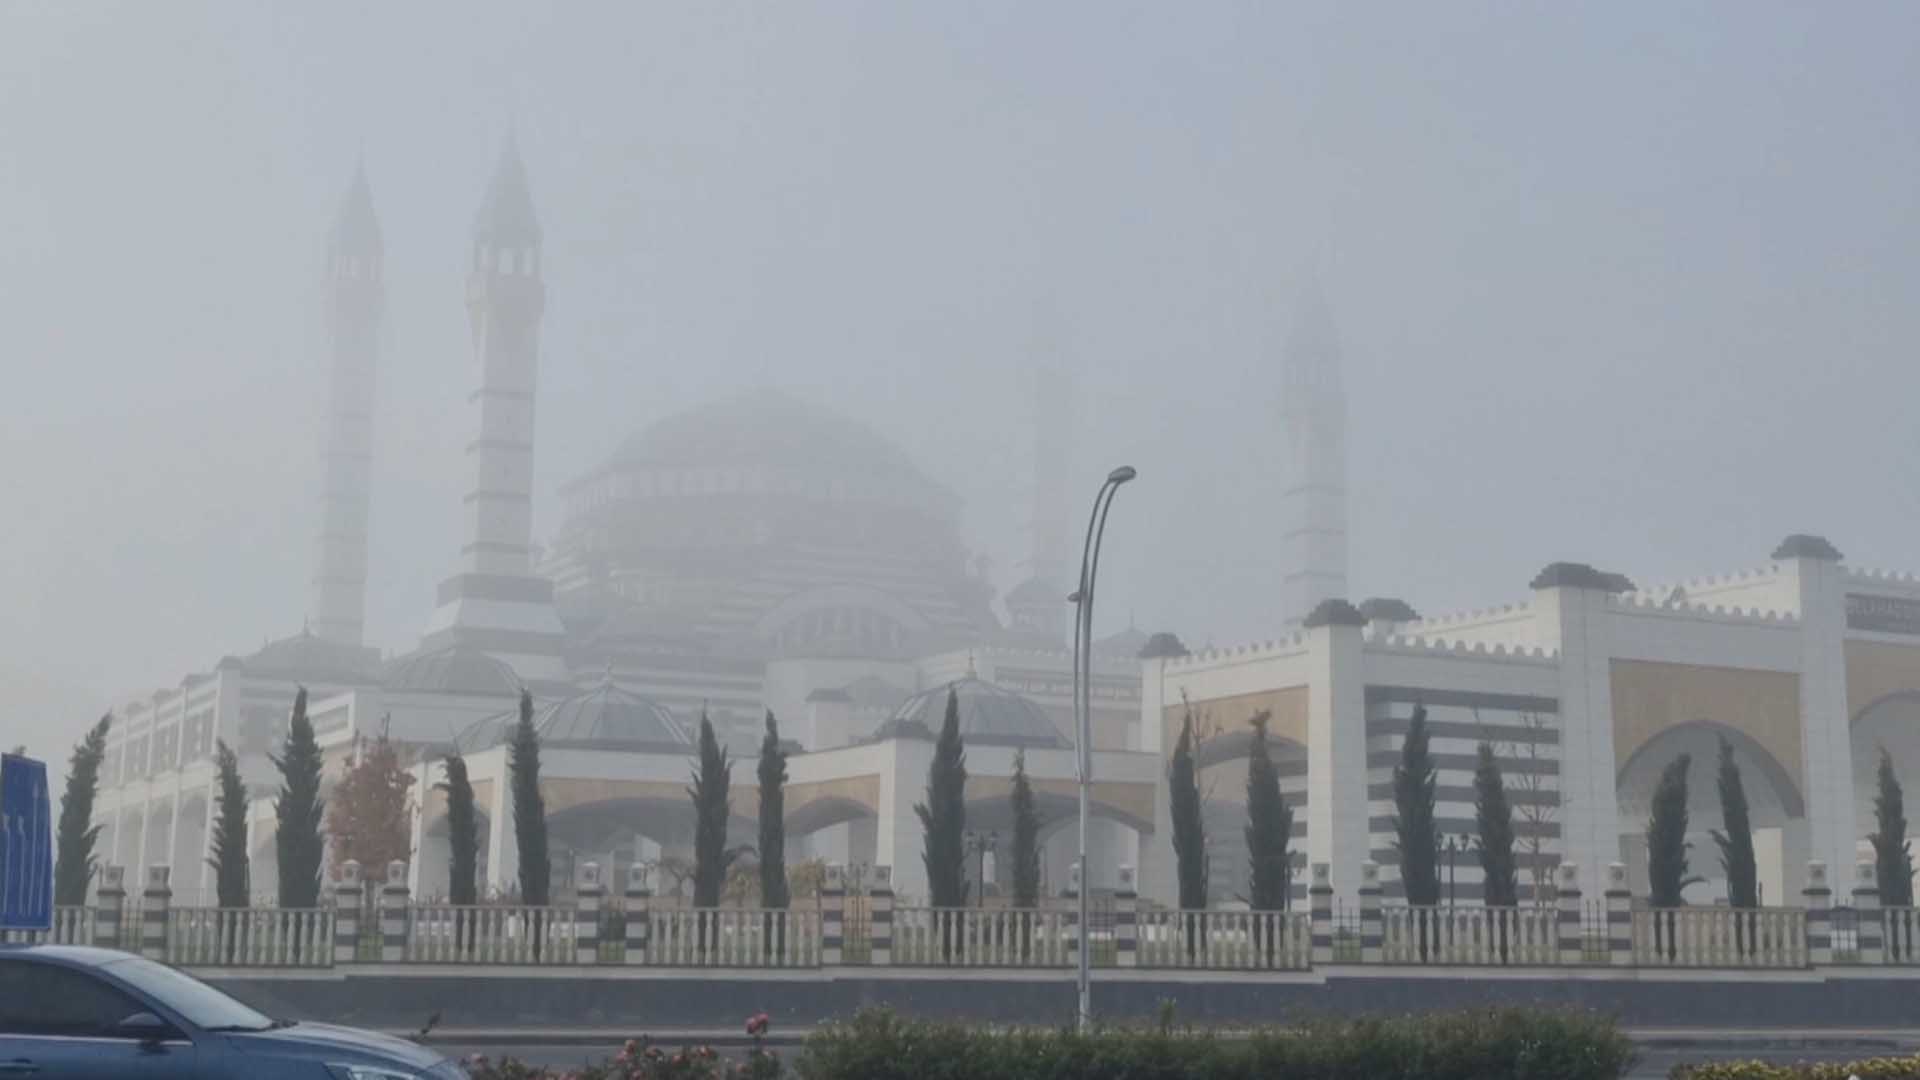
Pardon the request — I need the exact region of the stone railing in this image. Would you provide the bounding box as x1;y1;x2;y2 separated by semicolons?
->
1136;909;1312;970
29;857;1917;975
167;907;334;968
890;907;1076;967
1632;907;1808;968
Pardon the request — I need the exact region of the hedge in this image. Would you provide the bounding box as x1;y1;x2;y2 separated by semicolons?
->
1672;1055;1920;1080
464;1006;1635;1080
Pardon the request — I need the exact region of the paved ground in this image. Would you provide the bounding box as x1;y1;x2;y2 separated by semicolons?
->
425;1027;1920;1078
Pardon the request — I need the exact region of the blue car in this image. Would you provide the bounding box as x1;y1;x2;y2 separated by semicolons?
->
0;944;466;1079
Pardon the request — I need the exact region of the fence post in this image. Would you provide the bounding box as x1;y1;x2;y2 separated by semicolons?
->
1802;860;1832;966
869;866;894;966
140;865;172;962
1066;861;1082;972
1309;862;1333;965
821;864;845;966
95;865;127;951
1853;859;1883;965
1115;865;1138;969
624;864;652;967
333;860;364;965
1556;863;1583;965
575;861;603;965
1604;862;1632;966
1358;861;1382;964
381;859;410;964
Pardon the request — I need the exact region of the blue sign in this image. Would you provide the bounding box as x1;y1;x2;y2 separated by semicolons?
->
0;754;54;932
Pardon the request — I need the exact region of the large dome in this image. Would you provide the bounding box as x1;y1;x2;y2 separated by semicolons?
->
875;676;1067;749
455;682;691;754
382;646;521;697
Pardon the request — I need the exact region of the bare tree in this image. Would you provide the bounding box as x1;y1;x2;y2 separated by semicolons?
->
1479;709;1564;906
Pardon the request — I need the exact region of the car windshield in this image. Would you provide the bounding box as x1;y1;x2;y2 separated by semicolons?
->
100;956;276;1031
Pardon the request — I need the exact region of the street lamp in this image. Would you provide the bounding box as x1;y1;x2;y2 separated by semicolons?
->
1071;464;1136;1033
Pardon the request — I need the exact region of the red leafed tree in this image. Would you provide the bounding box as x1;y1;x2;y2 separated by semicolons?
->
326;727;417;875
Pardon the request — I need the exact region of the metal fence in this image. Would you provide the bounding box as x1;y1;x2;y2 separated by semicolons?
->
1135;909;1312;970
891;908;1074;967
1381;905;1561;965
404;904;576;965
166;908;333;968
1885;907;1918;965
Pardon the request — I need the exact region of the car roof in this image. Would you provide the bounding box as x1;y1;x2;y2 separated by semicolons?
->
0;944;131;967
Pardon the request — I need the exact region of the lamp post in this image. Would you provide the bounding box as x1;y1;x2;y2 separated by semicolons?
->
1071;465;1136;1033
965;830;997;907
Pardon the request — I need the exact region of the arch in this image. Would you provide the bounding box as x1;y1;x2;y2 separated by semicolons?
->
1193;730;1307;772
1615;719;1805;820
784;796;876;839
542;796;749;853
1009;790;1154;840
1848;691;1920;835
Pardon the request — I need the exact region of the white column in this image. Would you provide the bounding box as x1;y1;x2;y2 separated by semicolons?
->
1304;607;1367;900
1533;579;1623;889
875;737;934;903
1780;548;1858;878
484;756;519;897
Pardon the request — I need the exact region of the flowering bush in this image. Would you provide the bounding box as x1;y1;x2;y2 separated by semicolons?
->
464;1019;780;1080
1672;1055;1920;1080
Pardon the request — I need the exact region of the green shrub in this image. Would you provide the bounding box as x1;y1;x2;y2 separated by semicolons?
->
1671;1054;1920;1080
463;1007;1635;1080
795;1006;1635;1080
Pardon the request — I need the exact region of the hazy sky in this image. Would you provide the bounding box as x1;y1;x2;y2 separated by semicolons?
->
4;2;1918;759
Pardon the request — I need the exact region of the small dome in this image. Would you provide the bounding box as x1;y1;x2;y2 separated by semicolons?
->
242;629;380;683
382;647;520;697
1137;631;1190;660
876;676;1066;749
536;683;690;751
453;682;692;755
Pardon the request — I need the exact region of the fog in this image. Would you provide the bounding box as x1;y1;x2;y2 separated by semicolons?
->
4;2;1918;759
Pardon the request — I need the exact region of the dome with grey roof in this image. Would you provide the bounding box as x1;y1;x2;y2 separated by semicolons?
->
382;647;520;697
873;676;1066;749
455;682;691;755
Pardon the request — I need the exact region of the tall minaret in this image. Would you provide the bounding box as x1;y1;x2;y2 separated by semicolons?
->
310;163;383;646
1278;290;1349;625
1005;315;1075;642
421;138;568;681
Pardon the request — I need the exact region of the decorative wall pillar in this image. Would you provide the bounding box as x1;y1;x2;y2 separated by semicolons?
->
380;859;410;963
1305;607;1369;900
1357;861;1382;963
140;865;172;962
1802;860;1832;965
1853;859;1883;965
869;866;894;966
1555;863;1584;965
1779;540;1857;883
574;861;603;965
1114;865;1138;969
820;864;845;966
333;860;365;965
1604;862;1632;967
95;865;127;951
1309;862;1334;965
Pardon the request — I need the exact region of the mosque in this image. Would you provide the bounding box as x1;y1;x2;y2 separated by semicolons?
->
85;144;1920;914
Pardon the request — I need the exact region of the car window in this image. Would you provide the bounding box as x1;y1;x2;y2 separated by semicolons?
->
97;956;272;1031
0;959;146;1038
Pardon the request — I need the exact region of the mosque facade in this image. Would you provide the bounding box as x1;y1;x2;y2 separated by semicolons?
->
81;144;1919;914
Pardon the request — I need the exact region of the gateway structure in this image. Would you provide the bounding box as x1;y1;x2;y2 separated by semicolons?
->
1141;538;1920;908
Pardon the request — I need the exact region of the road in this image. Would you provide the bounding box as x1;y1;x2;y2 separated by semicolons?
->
430;1029;1920;1078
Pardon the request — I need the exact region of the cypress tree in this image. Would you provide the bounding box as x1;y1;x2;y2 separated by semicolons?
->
1009;749;1041;908
1708;736;1758;908
53;714;111;905
1472;742;1519;907
1646;753;1693;908
915;687;969;908
507;690;549;905
439;754;479;906
1871;748;1914;907
1392;705;1440;906
757;711;789;910
1244;711;1294;912
1169;709;1207;910
272;687;326;908
690;711;733;908
207;740;250;908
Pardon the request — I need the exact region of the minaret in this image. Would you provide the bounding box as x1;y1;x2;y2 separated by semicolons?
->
1278;291;1349;626
421;138;567;681
310;163;383;646
1005;316;1075;643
